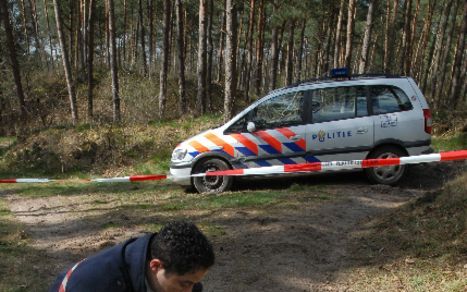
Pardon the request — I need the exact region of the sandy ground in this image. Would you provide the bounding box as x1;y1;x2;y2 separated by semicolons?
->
3;161;465;291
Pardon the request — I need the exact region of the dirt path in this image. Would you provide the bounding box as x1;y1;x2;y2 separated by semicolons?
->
3;162;465;291
204;184;419;291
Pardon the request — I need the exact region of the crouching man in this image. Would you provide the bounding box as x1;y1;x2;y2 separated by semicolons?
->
50;220;215;292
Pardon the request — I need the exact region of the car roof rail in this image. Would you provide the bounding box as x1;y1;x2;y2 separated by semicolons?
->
268;71;405;94
350;73;403;79
295;72;404;87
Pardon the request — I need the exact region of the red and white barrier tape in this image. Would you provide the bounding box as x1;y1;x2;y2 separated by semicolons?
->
1;150;466;183
197;150;467;177
91;174;167;183
0;178;52;183
0;175;167;184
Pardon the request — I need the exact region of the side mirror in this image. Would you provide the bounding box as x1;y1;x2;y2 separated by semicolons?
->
247;122;256;133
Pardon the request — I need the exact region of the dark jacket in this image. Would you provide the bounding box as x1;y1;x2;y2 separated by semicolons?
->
50;234;203;292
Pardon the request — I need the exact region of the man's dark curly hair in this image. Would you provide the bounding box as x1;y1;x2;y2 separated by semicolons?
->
150;221;215;275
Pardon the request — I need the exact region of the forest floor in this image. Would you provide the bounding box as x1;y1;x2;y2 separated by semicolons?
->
1;160;466;291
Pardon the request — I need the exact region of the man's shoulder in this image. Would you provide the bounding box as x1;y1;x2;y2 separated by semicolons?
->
49;233;154;292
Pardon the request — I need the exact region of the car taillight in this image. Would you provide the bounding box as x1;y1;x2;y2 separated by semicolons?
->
423;109;432;134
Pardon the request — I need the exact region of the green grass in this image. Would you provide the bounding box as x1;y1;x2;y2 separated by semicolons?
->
0;136;16;145
195;191;286;209
349;262;467;292
347;171;467;291
432;132;467;152
0;114;224;179
197;222;227;238
0;136;16;157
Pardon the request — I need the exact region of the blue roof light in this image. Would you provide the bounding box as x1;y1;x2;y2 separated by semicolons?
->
330;67;349;78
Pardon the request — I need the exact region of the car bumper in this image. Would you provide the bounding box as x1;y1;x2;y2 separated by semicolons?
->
169;161;192;186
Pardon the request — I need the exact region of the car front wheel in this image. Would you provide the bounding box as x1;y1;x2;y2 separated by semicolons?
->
192;158;233;193
365;146;407;185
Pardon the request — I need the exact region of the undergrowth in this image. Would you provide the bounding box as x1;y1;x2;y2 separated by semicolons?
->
348;171;467;291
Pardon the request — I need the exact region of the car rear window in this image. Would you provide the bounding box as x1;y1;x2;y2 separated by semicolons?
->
370;86;413;114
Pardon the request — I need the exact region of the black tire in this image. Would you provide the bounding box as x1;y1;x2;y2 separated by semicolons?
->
192;158;233;193
365;146;407;185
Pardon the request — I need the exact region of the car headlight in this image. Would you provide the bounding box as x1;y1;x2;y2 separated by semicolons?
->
172;148;187;161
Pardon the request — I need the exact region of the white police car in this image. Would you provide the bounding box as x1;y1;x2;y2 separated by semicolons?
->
170;72;432;193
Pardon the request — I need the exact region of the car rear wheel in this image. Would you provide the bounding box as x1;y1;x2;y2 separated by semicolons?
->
365;146;407;185
192;158;233;193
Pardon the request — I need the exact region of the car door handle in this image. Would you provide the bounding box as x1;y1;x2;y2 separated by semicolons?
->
356;128;368;134
290;135;303;141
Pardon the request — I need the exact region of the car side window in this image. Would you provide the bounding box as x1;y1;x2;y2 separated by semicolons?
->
311;86;367;123
227;115;247;133
370;86;413;114
252;91;305;129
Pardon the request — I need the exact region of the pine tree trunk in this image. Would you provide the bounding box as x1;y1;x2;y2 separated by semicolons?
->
175;0;187;115
358;0;375;74
29;0;46;66
369;30;380;71
224;0;237;122
278;20;286;78
132;14;139;67
0;0;28;121
78;0;86;75
244;0;255;101
449;0;466;107
276;20;287;86
159;0;171;119
322;17;333;75
413;0;434;81
334;0;345;68
19;0;30;53
383;0;391;73
286;20;295;85
410;0;421;57
206;0;214;111
87;0;95;120
170;1;176;74
107;0;120;122
235;6;244;69
316;19;327;76
138;0;148;76
53;0;78;125
238;14;248;91
390;0;399;73
43;0;55;67
254;0;265;95
384;0;398;73
304;37;309;78
197;0;208;115
421;18;438;92
401;0;412;75
296;19;307;81
217;0;226;83
147;0;154;70
269;18;279;91
429;0;454;103
82;0;87;67
105;0;110;66
458;57;467;106
313;37;322;77
344;0;356;71
436;0;459;108
122;0;127;63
